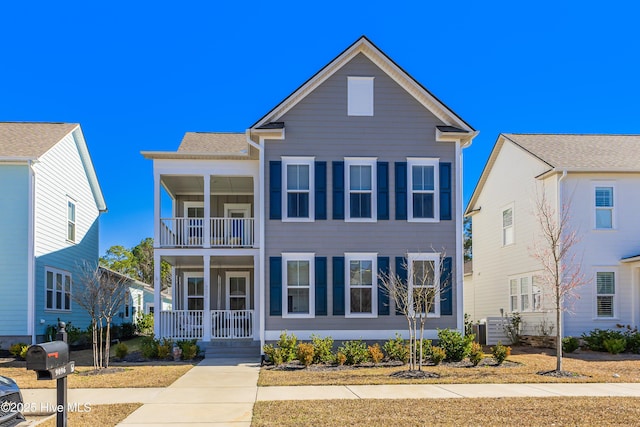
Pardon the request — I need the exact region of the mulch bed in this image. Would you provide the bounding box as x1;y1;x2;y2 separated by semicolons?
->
76;367;127;376
537;370;588;378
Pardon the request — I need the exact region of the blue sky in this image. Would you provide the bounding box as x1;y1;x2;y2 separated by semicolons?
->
2;1;639;254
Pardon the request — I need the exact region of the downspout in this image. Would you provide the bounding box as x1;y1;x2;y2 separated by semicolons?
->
28;160;36;344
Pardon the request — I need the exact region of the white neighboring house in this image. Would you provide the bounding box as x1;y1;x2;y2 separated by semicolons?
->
465;133;640;339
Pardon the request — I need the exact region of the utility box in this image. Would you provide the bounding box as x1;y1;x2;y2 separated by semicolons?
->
26;341;74;380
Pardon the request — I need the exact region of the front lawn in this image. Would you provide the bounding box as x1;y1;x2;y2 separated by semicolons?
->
35;403;142;426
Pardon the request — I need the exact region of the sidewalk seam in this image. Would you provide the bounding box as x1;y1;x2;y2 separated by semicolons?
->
345;385;363;399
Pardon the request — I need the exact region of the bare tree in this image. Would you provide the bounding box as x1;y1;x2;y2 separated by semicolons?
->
530;187;587;372
97;268;130;368
73;262;103;370
379;251;450;371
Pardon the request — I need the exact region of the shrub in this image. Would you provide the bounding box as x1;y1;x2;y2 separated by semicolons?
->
383;334;410;363
603;338;626;355
503;312;522;345
263;344;284;365
336;352;347;366
468;342;484;366
338;340;370;365
110;325;123;340
491;341;511;365
582;329;626;352
437;329;474;362
368;344;384;364
311;334;335;364
562;336;580;354
136;313;154;335
9;343;28;359
19;345;28;361
177;339;199;360
418;339;432;362
297;343;314;367
157;338;173;359
625;331;640;354
114;342;129;359
121;322;136;340
140;336;159;359
430;346;446;365
277;331;298;363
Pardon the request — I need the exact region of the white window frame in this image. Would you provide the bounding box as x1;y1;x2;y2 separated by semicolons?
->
345;253;378;318
593;182;616;230
67;197;76;243
502;203;515;246
508;273;543;313
45;266;72;311
226;271;251;311
407;158;440;222
407;253;440;318
282;253;315;319
595;270;616;319
183;272;205;311
345;158;377;222
282;157;315;222
347;76;374;116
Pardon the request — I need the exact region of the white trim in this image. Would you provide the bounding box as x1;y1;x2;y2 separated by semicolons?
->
226;271;251;310
347;76;374;116
265;329;440;341
344;253;378;318
145;302;155;315
224;203;251;218
508;273;543;313
593;181;616;230
27;161;35;343
44;266;72;312
501;202;515;246
282;252;315;318
455;141;464;333
281;157;315;222
407;252;440;318
183;201;204;216
345;158;377;222
407;158;440;223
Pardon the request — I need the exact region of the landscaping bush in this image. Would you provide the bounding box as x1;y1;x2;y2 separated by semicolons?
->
338;340;370;365
297;343;314;367
121;322;136;340
562;336;580;354
157;338;173;359
437;329;474;362
19;345;28;361
9;343;28;359
581;329;626;352
625;331;640;354
383;334;410;363
110;324;123;340
140;335;159;359
277;331;298;363
336;351;347;366
603;338;627;355
311;334;335;364
368;344;384;364
136;313;154;335
468;342;484;366
114;342;129;359
263;344;284;365
491;341;511;365
177;339;200;360
429;346;446;365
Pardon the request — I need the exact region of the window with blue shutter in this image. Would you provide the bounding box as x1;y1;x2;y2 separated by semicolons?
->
332;256;345;315
439;162;452;221
332;161;344;219
315;257;327;315
395;162;407;220
269;161;282;220
315;161;327;220
377;162;389;220
378;256;390;315
395;256;407;315
269;257;282;315
440;256;453;315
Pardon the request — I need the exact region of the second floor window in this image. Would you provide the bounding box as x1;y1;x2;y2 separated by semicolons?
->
408;158;439;221
45;267;71;311
283;157;314;221
346;158;376;221
502;206;514;246
595;186;614;229
67;199;76;242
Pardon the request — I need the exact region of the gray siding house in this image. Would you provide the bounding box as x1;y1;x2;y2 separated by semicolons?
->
143;36;476;353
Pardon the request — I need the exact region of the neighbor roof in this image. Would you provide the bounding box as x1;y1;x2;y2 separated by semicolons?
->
178;132;248;155
503;134;640;170
0;122;79;158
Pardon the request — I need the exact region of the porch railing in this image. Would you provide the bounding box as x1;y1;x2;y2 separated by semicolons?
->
159;310;204;340
159;217;254;248
211;310;254;339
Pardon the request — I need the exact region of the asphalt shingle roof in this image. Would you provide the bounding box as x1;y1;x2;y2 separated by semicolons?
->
503;134;640;170
0;122;78;158
178;132;248;155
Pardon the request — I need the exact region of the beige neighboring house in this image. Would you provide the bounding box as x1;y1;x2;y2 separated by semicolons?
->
465;133;640;340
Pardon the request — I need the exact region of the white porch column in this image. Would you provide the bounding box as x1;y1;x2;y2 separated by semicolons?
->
203;255;211;341
153;252;161;337
154;171;160;246
253;172;260;248
253;254;260;340
203;175;211;247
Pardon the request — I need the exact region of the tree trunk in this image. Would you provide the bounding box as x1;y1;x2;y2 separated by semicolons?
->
92;319;98;370
104;320;111;369
556;302;563;372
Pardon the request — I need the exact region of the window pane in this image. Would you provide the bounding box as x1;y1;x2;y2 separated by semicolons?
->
521;294;530;311
230;297;246;310
520;277;529;294
47;271;54;290
413;193;434;218
350;288;372;313
412;165;434;191
68;201;75;221
349;193;372;218
287;193;309;218
188;298;204;310
596;209;612;229
56;292;62;310
350;260;373;286
503;227;514;245
510;279;518;295
413;260;435;287
287;261;309;286
595;187;613;207
350;165;371;190
68;223;75;241
510;296;518;312
56;274;62;291
287;164;309;190
597;296;614;317
46;290;53;309
597;272;615;294
287;288;309;313
503;208;513;227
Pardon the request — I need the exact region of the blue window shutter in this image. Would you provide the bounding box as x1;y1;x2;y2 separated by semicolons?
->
395;162;407;220
395;256;407;315
315;257;327;315
440;256;453;315
332;161;344;220
315;161;327;220
377;256;390;315
332;256;345;315
377;162;389;220
440;162;452;221
269;161;282;220
269;257;282;316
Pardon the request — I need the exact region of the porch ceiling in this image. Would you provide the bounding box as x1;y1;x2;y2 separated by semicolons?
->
162;255;254;268
161;175;253;196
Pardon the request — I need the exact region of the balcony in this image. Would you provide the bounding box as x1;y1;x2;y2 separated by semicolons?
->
159;217;255;248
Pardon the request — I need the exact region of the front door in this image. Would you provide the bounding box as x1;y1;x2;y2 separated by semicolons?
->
184;202;204;245
224;203;251;245
226;272;250;310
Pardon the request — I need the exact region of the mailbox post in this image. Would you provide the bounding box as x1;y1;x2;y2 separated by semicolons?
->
26;321;74;427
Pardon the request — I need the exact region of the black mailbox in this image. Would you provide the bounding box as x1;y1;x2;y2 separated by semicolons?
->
26;341;69;371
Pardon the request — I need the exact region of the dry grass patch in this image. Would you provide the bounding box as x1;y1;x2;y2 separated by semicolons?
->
37;403;142;427
252;397;640;426
259;352;640;386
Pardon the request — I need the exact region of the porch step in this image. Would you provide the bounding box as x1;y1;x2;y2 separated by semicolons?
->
204;340;261;358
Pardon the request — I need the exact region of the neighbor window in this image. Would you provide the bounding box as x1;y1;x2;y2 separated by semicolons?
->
595;186;614;229
282;157;314;221
185;275;204;310
408;158;439;221
509;274;542;313
45;267;71;311
345;158;377;221
347;76;374;116
596;271;615;318
67;199;76;242
408;253;440;317
283;253;315;318
345;253;377;317
502;205;514;245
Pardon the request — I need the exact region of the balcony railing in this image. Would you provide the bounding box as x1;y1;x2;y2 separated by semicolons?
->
158;310;204;340
158;310;254;340
159;217;255;248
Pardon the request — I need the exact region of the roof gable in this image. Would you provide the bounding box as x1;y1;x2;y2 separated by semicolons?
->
0;122;78;158
250;36;474;133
